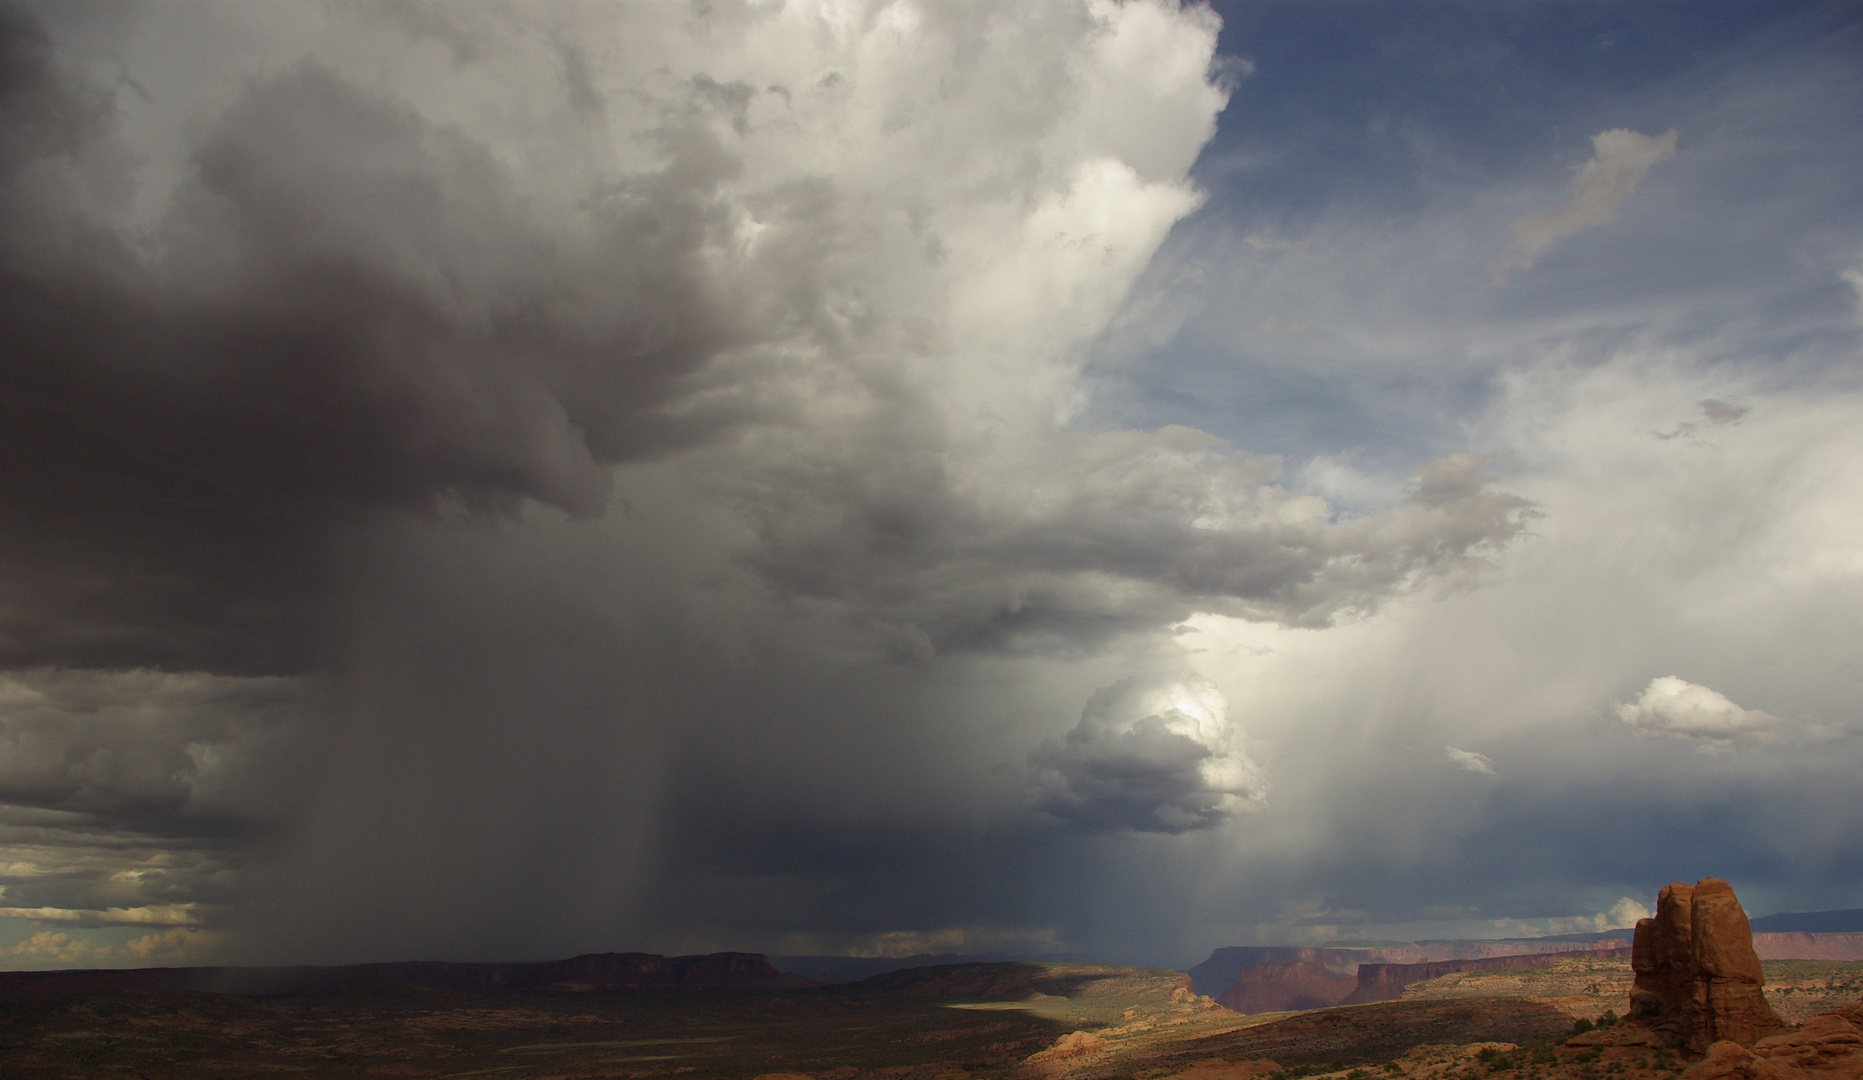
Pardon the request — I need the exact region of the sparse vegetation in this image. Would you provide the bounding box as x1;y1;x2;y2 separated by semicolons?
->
1271;1062;1350;1079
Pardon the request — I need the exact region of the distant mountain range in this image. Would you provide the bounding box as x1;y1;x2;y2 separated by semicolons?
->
1749;908;1863;934
768;952;1090;983
765;909;1863;990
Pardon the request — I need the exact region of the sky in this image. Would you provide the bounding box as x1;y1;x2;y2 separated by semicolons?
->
0;0;1859;971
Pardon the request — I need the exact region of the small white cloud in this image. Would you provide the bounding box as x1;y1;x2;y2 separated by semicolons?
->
1843;267;1863;305
1446;746;1498;775
1496;128;1678;278
1615;676;1778;745
1607;896;1652;929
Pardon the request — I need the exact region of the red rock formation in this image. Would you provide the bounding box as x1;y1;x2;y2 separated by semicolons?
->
1216;962;1357;1014
1630;878;1787;1053
1680;1003;1863;1079
1028;1030;1107;1062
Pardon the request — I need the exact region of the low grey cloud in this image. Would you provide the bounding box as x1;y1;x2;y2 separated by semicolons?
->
1028;673;1265;833
0;668;314;822
1;34;775;673
736;433;1535;661
1658;399;1752;441
0;668;314;939
1495;127;1678;278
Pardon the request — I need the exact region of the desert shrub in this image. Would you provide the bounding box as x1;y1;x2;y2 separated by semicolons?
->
1571;1017;1595;1035
1271;1065;1344;1080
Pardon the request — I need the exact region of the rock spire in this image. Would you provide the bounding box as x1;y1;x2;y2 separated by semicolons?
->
1630;877;1786;1052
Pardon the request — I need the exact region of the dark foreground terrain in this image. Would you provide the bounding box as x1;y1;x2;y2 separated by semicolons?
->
0;958;1607;1080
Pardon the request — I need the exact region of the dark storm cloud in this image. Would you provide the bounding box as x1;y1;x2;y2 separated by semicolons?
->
0;5;109;179
737;431;1534;661
1;0;1282;965
1;0;1528;689
0;668;312;822
0;666;316;942
0;12;765;674
16;0;1844;974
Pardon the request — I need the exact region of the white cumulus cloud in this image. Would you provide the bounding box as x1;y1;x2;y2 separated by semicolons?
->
1606;896;1652;929
1446;747;1497;775
1029;673;1266;833
1615;676;1779;745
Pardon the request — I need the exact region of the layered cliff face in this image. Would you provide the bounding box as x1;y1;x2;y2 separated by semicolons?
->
1631;878;1787;1052
1189;940;1632;997
1215;961;1358;1014
1343;947;1634;1006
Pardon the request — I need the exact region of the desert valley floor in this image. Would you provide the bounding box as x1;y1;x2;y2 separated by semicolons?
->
2;955;1861;1080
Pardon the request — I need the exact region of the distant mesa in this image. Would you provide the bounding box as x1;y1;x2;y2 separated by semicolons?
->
1189;938;1643;999
769;952;1023;984
1192;947;1402;995
1214;961;1357;1014
0;951;808;999
1341;946;1633;1007
1194;939;1635;1011
1630;877;1786;1052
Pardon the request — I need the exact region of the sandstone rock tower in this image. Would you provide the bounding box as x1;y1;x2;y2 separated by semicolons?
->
1629;877;1786;1052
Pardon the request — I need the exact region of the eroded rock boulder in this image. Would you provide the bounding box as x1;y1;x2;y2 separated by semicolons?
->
1680;1004;1863;1079
1631;878;1787;1053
